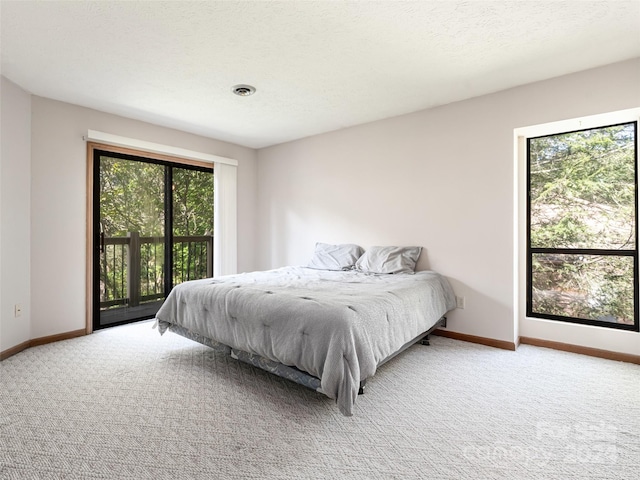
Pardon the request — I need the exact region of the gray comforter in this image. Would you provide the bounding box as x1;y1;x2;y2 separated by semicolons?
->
155;266;456;415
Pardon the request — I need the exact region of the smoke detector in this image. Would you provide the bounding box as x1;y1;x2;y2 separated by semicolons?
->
231;84;256;96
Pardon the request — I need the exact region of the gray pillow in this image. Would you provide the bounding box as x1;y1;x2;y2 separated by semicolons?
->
306;242;364;271
355;246;422;274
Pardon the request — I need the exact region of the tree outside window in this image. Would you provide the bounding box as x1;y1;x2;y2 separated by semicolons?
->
527;122;638;331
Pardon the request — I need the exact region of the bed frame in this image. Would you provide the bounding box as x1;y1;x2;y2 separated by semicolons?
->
167;316;447;396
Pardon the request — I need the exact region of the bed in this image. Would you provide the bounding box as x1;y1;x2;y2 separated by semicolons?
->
155;245;457;416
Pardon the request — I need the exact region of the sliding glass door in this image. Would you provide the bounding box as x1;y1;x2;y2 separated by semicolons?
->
93;149;213;330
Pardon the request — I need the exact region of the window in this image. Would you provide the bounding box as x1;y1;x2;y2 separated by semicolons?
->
527;121;638;331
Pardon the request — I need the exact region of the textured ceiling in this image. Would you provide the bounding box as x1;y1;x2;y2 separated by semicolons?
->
2;1;639;149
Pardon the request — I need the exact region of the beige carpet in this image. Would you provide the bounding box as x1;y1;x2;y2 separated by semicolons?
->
1;320;638;479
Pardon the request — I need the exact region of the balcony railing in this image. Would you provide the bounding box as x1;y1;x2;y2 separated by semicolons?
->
100;232;213;309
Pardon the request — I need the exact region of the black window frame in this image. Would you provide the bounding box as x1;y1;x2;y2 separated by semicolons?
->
526;121;639;332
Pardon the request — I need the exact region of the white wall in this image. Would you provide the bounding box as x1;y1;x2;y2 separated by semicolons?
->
30;97;258;339
3;59;638;355
257;59;640;352
0;77;32;351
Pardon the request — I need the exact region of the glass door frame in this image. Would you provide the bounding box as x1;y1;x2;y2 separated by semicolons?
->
86;142;213;334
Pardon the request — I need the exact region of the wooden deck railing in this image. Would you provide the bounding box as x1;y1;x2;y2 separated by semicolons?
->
100;233;213;309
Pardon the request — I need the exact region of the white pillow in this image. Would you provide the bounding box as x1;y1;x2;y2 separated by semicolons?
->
355;246;422;274
306;242;364;271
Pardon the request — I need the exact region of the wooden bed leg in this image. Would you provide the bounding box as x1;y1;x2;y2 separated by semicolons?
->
358;380;367;395
420;335;430;346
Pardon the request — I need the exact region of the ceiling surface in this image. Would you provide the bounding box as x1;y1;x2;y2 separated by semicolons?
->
2;0;639;149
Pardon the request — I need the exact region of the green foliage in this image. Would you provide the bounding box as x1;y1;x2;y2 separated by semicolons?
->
172;168;214;236
172;168;214;285
100;158;165;237
98;156;213;306
529;123;636;325
532;254;634;324
530;124;635;250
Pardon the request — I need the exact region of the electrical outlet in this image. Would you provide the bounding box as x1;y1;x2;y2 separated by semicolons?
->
456;296;466;309
14;304;23;318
